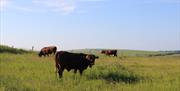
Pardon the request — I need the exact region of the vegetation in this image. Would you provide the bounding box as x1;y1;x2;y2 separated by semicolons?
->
0;45;30;54
0;46;180;91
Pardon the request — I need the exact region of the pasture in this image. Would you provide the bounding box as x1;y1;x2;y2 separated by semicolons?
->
0;47;180;91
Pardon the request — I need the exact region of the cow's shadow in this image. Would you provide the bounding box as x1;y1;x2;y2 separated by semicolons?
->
86;71;141;84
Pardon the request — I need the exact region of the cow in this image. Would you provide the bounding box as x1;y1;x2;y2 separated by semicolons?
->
101;50;117;56
39;46;57;57
55;51;99;78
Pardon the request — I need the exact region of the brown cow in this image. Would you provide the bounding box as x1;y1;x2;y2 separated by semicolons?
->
39;46;57;57
101;50;117;56
55;51;99;78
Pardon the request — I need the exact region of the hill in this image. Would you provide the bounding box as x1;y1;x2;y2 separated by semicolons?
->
69;49;180;57
1;45;179;56
0;45;31;54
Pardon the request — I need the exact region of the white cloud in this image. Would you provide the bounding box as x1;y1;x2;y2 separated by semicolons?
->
1;0;104;14
0;0;8;7
0;0;33;12
32;0;104;14
0;0;9;10
142;0;180;3
33;0;76;14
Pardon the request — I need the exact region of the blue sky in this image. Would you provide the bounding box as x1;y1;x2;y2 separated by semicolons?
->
0;0;180;51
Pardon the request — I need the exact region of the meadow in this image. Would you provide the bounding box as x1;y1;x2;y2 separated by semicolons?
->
0;46;180;91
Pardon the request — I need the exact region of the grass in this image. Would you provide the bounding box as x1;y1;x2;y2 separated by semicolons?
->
0;48;180;91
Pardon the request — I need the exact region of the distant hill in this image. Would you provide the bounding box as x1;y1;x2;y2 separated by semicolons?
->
1;45;179;56
68;49;180;57
0;45;30;54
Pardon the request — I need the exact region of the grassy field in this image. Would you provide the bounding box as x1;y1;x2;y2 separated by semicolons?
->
0;46;180;91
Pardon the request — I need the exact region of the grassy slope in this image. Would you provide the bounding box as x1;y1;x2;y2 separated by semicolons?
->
0;45;30;54
0;46;180;91
0;52;180;91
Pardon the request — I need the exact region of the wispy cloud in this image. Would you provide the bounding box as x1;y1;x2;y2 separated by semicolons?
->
32;0;76;14
32;0;104;14
142;0;180;3
0;0;10;10
0;0;104;14
0;0;33;12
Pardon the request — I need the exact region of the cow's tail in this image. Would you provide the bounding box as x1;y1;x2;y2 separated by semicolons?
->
55;52;61;78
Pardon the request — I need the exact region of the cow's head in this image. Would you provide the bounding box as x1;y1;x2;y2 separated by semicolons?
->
86;54;99;68
38;51;43;57
101;50;105;54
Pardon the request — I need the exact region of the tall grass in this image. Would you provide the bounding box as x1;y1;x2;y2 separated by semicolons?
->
0;48;180;91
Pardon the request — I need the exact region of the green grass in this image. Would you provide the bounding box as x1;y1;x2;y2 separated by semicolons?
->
0;52;180;91
0;46;180;91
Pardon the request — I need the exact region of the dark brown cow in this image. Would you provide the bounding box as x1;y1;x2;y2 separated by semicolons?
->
39;46;57;57
101;50;117;56
55;51;99;78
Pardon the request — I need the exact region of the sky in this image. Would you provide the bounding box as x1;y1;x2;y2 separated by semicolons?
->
0;0;180;51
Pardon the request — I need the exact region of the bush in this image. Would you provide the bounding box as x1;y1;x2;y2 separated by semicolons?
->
0;45;28;54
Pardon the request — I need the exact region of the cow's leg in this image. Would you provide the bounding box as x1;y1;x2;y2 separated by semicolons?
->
55;64;59;78
49;52;52;56
58;68;64;78
79;69;84;76
74;69;77;74
55;67;58;78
